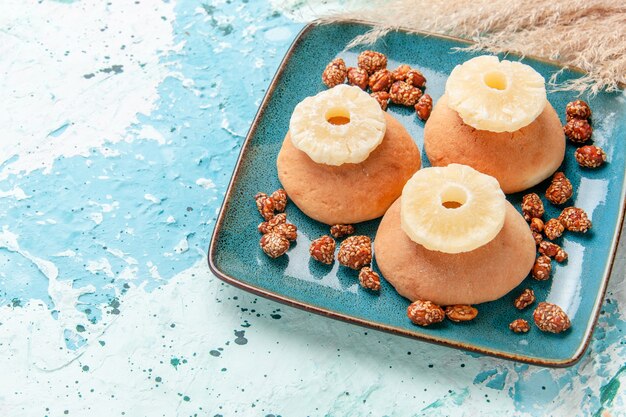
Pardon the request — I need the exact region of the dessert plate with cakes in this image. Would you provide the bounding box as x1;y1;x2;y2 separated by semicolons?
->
208;20;626;367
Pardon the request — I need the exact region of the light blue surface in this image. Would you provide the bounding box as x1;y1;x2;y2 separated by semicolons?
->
1;1;624;416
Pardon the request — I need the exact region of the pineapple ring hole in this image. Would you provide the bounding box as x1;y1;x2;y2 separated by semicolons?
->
483;71;508;91
325;107;351;126
440;185;468;209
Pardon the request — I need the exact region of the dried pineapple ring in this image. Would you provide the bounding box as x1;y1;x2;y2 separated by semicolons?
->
400;164;506;254
289;84;386;166
446;55;546;133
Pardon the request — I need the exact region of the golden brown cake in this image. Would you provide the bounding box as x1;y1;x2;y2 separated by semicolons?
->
424;55;565;194
277;112;421;225
374;198;536;305
424;95;565;194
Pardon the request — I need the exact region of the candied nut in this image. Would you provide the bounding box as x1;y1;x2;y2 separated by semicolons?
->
358;267;381;291
566;100;592;121
575;145;606;168
415;94;433;121
509;319;530;333
530;217;544;233
514;289;536;310
407;300;445;326
533;302;571;333
564;118;592;143
532;255;552;280
544;218;565;240
445;305;478;322
273;223;297;241
260;232;289;258
322;58;347;88
521;193;545;221
254;192;276;221
559;207;592;232
337;235;372;270
539;241;567;262
555;251;567;263
368;69;393;92
309;235;336;265
545;172;573;205
389;81;422;106
532;231;544;246
405;69;426;88
258;213;287;234
347;67;368;90
370;91;390;111
330;224;355;238
357;50;387;74
271;188;288;212
391;64;411;81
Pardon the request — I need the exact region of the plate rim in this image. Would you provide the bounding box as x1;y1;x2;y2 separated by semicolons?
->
207;19;626;368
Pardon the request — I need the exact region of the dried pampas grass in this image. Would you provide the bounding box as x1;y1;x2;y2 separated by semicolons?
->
316;0;626;95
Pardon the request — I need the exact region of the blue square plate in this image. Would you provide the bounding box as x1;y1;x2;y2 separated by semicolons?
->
208;21;626;367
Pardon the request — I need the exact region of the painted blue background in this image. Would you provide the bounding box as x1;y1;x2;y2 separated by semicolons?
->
1;1;624;416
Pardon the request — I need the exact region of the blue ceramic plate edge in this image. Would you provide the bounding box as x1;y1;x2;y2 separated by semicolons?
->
207;19;626;368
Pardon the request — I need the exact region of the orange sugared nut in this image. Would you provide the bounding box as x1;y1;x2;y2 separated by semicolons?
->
330;224;355;238
533;302;571;333
532;255;552;280
271;188;288;212
358;267;381;291
255;192;276;221
357;50;387;75
371;91;390;111
566;100;592;121
559;207;592;233
539;241;567;262
322;58;347;88
545;172;573;205
368;69;393;92
544;218;564;240
391;64;412;81
273;223;297;241
564;119;592;143
407;300;445;326
309;235;336;265
389;81;422;106
445;305;478;322
415;94;433;121
258;213;286;234
532;231;543;246
510;319;531;333
522;193;545;221
514;289;536;310
260;232;289;258
530;217;544;233
346;67;369;90
575;145;606;168
405;69;426;88
338;235;372;269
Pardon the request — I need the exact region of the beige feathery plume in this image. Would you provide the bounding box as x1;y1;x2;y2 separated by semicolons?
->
312;0;626;94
